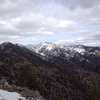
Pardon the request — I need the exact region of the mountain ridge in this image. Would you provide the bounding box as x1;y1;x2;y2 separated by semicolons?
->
0;42;100;100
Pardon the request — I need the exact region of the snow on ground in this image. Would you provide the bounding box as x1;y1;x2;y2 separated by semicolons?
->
0;89;25;100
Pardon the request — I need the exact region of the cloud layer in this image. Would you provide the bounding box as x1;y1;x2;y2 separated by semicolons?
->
0;0;100;45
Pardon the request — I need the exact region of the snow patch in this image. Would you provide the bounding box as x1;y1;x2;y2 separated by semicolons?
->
0;89;25;100
74;48;85;53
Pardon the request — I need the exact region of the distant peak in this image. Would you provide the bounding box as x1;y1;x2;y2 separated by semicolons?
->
1;42;14;45
0;42;15;47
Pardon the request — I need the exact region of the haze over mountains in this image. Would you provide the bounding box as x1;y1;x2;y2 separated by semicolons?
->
0;42;100;100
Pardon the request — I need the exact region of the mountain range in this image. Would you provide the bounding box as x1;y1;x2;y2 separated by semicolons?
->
28;42;100;72
0;42;100;100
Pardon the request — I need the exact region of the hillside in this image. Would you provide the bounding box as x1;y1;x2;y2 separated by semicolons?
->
0;42;100;100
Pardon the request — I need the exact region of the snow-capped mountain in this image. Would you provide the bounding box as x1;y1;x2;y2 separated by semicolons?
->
28;42;86;56
27;42;100;71
28;41;100;57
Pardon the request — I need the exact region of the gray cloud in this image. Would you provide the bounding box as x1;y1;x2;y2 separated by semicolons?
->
0;0;100;45
58;0;100;9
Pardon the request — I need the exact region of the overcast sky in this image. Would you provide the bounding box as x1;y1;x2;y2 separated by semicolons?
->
0;0;100;45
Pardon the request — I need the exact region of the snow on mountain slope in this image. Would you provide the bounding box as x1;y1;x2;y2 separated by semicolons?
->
0;89;25;100
27;42;100;66
27;42;86;57
32;42;56;51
